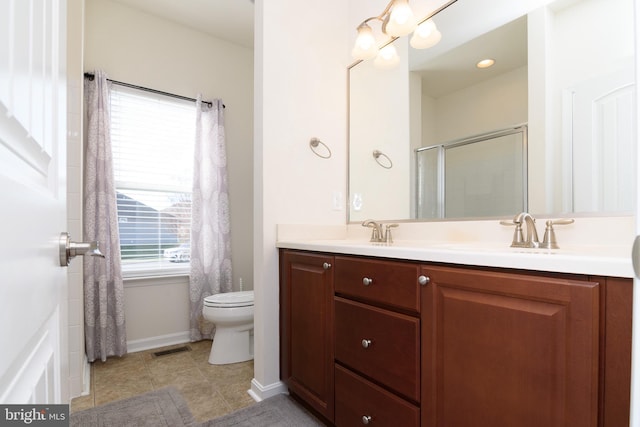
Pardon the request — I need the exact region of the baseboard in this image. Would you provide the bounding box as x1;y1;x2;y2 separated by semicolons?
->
67;354;91;400
82;354;90;395
248;378;287;402
126;331;191;353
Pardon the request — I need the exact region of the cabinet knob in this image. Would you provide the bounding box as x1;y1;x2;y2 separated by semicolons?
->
361;339;372;349
418;275;430;286
362;277;373;286
323;262;331;270
362;415;373;425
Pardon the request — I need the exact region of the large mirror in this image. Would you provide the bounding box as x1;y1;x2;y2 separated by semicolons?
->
348;0;635;223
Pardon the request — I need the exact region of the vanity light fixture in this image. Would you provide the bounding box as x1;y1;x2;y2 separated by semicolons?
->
476;58;496;69
374;44;400;68
410;19;442;49
352;0;443;65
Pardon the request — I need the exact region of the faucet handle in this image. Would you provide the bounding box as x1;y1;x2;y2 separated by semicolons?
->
384;223;399;244
500;219;525;247
540;219;575;249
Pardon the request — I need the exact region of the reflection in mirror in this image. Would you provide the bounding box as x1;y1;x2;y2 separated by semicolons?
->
417;126;527;219
348;0;635;223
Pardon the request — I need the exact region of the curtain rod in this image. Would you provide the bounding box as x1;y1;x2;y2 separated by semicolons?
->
83;72;224;109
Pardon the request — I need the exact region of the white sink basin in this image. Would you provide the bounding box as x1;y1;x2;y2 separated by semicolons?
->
297;239;628;259
430;241;629;258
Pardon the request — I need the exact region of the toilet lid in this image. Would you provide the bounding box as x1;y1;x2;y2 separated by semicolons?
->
204;291;254;308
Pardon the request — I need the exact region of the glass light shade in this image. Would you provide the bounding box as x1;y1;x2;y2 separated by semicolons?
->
352;24;379;60
374;44;400;69
385;0;417;37
410;20;442;49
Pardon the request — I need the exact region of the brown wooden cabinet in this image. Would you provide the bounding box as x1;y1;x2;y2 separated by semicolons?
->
279;250;335;421
597;276;633;427
279;249;632;427
421;265;600;427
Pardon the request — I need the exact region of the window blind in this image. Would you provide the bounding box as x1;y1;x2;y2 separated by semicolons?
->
110;85;196;276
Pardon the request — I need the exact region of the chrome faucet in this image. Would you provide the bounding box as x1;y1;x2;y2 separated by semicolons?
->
362;220;398;244
502;214;576;249
505;212;540;248
362;219;383;242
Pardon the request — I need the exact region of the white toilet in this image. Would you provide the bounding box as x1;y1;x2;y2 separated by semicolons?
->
202;290;254;365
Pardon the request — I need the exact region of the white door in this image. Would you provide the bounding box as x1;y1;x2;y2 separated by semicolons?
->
0;0;68;404
570;61;635;213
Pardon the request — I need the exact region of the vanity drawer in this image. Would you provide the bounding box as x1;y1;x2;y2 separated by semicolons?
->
334;297;420;401
334;256;420;313
335;364;419;427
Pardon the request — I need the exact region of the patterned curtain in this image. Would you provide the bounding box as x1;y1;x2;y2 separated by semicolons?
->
189;97;232;341
83;70;127;361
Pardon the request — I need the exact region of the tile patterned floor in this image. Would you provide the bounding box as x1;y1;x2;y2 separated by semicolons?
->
70;340;255;422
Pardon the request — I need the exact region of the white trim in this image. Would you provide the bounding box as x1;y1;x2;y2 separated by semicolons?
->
122;267;190;281
123;274;189;289
247;378;287;402
126;331;191;353
631;0;640;426
81;355;91;396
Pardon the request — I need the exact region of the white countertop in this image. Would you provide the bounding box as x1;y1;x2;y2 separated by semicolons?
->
276;238;634;278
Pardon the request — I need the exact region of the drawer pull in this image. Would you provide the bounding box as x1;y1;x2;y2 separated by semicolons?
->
362;277;373;286
323;262;332;270
418;275;430;286
362;415;373;425
361;339;372;349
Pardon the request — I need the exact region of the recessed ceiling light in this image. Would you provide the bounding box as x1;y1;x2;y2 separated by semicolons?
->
476;59;495;69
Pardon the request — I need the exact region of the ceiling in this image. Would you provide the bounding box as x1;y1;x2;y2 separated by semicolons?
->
110;0;255;48
111;0;525;99
414;16;528;98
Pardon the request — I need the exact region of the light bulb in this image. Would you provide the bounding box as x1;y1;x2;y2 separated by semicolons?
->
476;58;495;68
410;20;442;49
385;0;417;37
374;44;400;69
352;23;379;60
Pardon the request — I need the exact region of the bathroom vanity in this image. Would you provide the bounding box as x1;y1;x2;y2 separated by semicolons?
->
278;243;632;427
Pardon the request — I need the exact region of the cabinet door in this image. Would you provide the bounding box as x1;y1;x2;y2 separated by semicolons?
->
422;265;599;427
280;250;334;421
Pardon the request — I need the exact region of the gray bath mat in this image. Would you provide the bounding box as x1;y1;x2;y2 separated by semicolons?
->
71;386;196;427
199;394;324;426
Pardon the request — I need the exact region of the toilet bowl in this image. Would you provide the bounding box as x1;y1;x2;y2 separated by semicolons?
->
202;290;254;365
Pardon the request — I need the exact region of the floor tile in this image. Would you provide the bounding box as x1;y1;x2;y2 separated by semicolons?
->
70;340;255;421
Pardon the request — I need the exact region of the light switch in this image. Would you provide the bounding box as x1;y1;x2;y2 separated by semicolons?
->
332;191;343;211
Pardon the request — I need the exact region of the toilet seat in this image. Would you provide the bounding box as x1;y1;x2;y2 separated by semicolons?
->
204;291;254;308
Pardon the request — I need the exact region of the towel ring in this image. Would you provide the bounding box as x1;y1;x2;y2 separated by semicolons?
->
373;150;393;169
309;137;332;159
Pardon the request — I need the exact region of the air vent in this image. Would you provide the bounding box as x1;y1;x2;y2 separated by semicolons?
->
152;345;191;358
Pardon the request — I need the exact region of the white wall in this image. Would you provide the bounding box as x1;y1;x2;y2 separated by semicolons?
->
124;277;190;352
82;0;253;348
349;39;412;222
431;66;528;143
251;0;349;399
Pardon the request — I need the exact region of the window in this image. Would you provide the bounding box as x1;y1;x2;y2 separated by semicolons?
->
110;85;196;277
